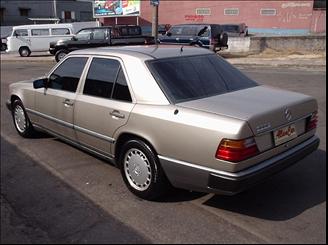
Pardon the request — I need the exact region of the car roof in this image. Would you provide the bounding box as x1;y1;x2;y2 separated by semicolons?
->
12;23;73;29
79;26;111;30
222;23;243;26
71;45;213;59
171;24;220;27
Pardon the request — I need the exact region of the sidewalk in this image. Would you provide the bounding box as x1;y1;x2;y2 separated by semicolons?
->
224;52;326;69
1;51;326;69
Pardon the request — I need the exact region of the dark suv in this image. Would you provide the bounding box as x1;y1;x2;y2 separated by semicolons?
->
50;25;154;62
222;23;248;37
158;24;228;51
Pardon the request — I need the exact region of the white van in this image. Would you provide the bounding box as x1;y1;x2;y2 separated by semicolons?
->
6;23;74;57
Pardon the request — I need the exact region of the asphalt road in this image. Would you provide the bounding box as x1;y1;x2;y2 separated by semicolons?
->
1;61;326;244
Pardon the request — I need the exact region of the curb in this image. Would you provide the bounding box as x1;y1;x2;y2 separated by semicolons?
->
1;52;326;69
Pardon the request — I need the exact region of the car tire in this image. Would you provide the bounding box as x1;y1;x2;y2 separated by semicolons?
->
12;99;35;138
1;43;7;51
218;32;228;47
19;47;31;57
55;49;68;62
119;139;170;200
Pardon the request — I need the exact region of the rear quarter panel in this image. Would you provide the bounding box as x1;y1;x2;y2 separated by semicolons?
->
112;104;253;172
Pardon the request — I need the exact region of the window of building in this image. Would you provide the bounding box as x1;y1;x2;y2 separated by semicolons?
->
313;0;326;9
224;8;239;16
0;8;5;22
19;8;30;17
51;28;71;35
65;11;71;20
31;29;50;36
260;9;277;16
196;8;211;16
48;57;88;93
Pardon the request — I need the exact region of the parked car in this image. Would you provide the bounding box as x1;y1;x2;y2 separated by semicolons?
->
140;24;170;36
159;24;228;51
7;46;319;200
50;25;154;62
6;23;74;57
1;37;7;51
222;23;249;37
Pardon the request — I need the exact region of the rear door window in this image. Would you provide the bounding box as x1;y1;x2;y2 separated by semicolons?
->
76;29;92;40
83;58;120;99
31;29;50;36
181;26;198;35
51;28;71;35
169;26;184;35
93;29;107;40
112;69;132;102
83;57;132;102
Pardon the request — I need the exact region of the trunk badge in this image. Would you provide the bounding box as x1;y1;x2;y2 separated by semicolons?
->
256;123;271;133
285;108;292;121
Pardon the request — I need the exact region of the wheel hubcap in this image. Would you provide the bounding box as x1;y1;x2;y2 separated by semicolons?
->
14;105;27;133
124;148;152;191
58;52;66;60
21;49;28;56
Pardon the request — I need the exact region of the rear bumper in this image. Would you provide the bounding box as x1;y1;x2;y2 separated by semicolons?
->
159;136;320;195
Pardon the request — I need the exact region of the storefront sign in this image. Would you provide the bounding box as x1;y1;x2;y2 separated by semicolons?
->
184;14;204;22
93;0;140;17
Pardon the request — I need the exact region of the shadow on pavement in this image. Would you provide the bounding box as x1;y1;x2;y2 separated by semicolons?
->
203;149;326;221
54;138;208;202
154;188;207;203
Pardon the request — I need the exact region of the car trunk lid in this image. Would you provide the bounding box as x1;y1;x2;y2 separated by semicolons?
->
178;86;317;137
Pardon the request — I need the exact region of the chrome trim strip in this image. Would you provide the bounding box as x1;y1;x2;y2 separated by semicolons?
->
32;123;116;160
26;108;115;144
26;108;73;129
74;125;115;144
158;135;318;179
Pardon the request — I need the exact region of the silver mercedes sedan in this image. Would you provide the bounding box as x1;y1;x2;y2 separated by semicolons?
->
6;46;320;200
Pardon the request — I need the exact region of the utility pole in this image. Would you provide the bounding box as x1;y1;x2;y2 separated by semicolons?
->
151;0;159;44
53;0;57;19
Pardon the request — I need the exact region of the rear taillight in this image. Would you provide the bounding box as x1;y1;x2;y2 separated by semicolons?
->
306;111;318;131
216;137;259;162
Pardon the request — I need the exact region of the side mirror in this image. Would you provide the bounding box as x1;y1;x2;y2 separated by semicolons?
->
166;32;172;37
33;78;47;89
71;36;77;41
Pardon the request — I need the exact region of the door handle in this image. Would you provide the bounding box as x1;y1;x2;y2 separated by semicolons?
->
63;99;74;107
110;110;125;119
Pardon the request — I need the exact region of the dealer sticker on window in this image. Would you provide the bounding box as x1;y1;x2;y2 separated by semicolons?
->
274;124;297;146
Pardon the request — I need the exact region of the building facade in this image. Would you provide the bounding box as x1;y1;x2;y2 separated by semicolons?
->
0;0;94;26
100;0;326;35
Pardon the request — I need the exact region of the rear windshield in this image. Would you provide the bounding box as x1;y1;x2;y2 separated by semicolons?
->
147;54;258;103
222;25;239;32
